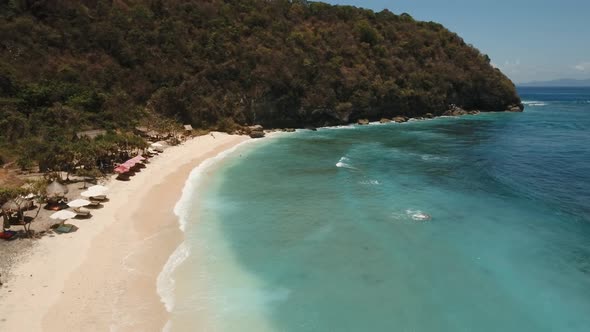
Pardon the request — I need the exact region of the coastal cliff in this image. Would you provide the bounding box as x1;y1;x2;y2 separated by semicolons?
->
0;0;521;137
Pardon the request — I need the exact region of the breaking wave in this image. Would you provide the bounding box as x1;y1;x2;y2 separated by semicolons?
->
336;156;356;169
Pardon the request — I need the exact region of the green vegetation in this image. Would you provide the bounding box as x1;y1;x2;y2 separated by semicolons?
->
0;0;520;162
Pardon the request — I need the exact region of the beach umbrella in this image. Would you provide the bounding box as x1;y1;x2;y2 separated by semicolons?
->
1;200;21;211
67;199;91;208
50;210;77;221
81;190;106;198
87;185;109;193
150;142;163;148
46;180;69;198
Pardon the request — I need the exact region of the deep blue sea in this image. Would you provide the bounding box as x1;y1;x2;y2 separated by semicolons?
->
164;87;590;331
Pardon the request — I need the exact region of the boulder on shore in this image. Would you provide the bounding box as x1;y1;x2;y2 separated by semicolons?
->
249;130;265;138
424;113;434;119
357;119;369;125
379;118;392;123
443;105;469;116
392;116;408;123
249;124;264;131
468;110;480;115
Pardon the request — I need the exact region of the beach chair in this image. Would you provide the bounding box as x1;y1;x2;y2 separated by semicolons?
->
90;195;107;201
73;207;91;217
88;199;101;207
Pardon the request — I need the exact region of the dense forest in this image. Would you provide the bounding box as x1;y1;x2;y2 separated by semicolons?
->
0;0;521;165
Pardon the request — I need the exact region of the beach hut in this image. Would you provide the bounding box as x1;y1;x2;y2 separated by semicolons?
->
2;199;33;233
184;124;193;136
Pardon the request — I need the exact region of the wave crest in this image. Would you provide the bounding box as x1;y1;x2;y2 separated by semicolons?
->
406;209;432;221
157;242;190;312
336;156;356;169
522;100;547;107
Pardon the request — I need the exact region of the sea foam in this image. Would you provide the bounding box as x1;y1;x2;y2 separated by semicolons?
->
336;156;356;169
158;138;261;315
522;100;547;107
157;242;190;312
173;139;257;231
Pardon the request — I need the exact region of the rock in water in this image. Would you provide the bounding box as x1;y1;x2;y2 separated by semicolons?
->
357;119;370;125
379;118;392;123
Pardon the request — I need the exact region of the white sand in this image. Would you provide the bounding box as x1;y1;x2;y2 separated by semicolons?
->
0;132;250;331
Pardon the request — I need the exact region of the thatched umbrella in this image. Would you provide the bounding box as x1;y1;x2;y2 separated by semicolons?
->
1;200;21;212
46;180;69;199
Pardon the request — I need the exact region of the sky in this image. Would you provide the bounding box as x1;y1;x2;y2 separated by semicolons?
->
324;0;590;83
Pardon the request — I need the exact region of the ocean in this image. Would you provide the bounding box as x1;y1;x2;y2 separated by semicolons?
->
162;87;590;331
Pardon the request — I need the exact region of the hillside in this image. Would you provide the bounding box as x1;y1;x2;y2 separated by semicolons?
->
0;0;521;149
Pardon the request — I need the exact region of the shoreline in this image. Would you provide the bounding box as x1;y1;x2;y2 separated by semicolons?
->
0;132;250;331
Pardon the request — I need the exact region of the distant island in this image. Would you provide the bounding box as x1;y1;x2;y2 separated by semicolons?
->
519;78;590;87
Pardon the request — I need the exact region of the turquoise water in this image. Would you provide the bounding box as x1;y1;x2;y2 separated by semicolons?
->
167;87;590;331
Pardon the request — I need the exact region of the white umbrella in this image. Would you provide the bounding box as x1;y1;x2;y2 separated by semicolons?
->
80;190;105;198
150;142;163;148
67;199;91;208
50;210;77;220
88;185;109;193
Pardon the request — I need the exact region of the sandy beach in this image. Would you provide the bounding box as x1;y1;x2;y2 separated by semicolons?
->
0;132;249;331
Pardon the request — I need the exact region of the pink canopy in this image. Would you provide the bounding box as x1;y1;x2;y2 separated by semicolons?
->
132;155;146;161
122;160;137;168
114;165;130;174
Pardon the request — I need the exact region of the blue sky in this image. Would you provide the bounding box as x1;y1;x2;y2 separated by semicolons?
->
325;0;590;83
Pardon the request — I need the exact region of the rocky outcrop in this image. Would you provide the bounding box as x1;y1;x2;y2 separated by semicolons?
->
392;116;409;123
249;130;265;138
357;119;369;125
247;124;265;138
443;105;483;116
506;104;524;112
379;118;391;123
443;105;468;116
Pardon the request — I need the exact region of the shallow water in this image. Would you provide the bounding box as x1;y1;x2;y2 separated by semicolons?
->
167;87;590;331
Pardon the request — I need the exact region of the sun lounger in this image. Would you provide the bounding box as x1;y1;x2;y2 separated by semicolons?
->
73;207;91;217
90;195;107;201
88;199;101;207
